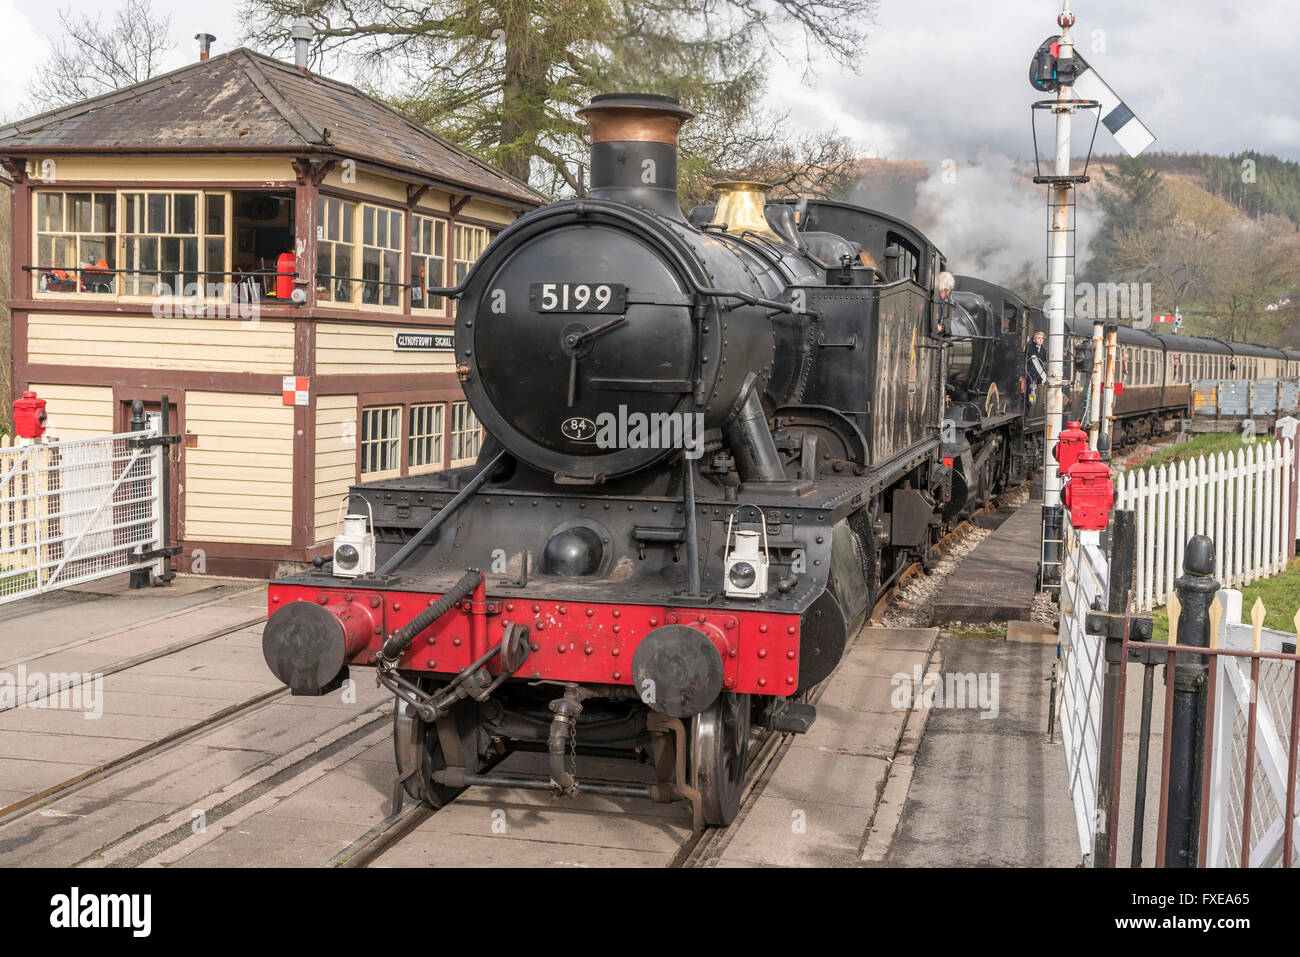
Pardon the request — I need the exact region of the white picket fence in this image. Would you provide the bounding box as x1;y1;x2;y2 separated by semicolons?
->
1116;439;1298;612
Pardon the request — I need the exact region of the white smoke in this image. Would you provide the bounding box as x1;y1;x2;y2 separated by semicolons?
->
909;149;1097;300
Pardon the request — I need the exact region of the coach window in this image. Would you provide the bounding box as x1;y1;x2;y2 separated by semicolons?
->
360;405;402;478
408;402;446;474
411;215;447;312
316;196;356;304
450;401;483;468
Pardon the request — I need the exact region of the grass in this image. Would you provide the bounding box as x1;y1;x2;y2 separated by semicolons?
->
1149;557;1300;643
1122;432;1251;474
944;624;1007;640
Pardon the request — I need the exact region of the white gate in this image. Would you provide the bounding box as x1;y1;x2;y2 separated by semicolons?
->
1056;516;1110;863
0;428;167;604
1205;589;1300;868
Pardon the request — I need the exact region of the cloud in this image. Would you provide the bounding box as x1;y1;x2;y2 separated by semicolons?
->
762;0;1297;163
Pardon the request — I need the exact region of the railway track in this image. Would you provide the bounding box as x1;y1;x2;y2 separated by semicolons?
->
4;485;1027;866
326;491;1010;869
0;607;273;826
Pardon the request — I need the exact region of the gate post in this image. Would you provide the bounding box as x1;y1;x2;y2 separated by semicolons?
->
1163;535;1219;867
1092;508;1135;866
128;399;151;590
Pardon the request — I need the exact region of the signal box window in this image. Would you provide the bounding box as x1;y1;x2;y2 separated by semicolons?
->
409;403;446;473
361;405;401;477
450;401;483;467
361;204;403;307
316;196;356;304
34;191;116;294
412;215;447;311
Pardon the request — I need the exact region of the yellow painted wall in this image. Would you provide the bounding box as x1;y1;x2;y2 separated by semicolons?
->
27;314;294;374
23;156;296;184
314;394;358;543
316;322;455;376
184;391;294;544
461;198;517;226
26;384;114;440
321;166;408;204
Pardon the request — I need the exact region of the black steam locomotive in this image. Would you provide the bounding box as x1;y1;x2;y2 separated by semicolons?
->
256;94;1153;825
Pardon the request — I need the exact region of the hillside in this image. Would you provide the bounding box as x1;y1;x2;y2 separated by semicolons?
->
838;153;1300;348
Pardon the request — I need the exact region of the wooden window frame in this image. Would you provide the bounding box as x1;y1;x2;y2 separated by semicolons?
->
358;202;405;312
408;401;447;475
32;187;233;305
450;399;483;468
316;194;358;307
410;213;449;317
360;404;403;480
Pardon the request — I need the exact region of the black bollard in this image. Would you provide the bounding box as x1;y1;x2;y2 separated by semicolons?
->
1163;535;1219;867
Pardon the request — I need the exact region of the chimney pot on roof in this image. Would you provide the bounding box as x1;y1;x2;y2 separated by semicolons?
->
290;19;313;71
195;33;215;61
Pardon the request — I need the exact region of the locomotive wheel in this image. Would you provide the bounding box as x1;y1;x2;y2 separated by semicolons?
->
691;692;751;826
392;697;464;808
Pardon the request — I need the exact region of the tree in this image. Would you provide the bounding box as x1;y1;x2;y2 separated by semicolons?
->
238;0;875;195
1202;218;1300;343
26;0;174;111
1084;156;1164;282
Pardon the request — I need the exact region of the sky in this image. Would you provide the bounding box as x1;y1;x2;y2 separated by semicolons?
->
3;0;1296;161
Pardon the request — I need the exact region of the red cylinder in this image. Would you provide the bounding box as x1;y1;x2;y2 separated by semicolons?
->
12;391;47;439
1052;420;1088;478
1062;450;1114;531
276;251;296;301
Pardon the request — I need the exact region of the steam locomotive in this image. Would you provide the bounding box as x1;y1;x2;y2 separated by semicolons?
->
260;93;1298;826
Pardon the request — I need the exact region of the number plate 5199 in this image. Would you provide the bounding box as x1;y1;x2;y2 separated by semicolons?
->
530;282;625;314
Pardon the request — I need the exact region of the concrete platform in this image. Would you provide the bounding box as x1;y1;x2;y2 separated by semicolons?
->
933;501;1043;625
877;632;1079;867
712;626;938;867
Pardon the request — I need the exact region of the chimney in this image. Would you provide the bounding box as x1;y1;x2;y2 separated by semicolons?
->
195;33;215;61
576;93;693;220
290;19;313;71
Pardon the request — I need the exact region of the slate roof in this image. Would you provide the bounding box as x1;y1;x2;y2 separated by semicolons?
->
0;48;544;207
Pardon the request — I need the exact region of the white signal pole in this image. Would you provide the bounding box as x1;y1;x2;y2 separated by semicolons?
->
1043;2;1075;514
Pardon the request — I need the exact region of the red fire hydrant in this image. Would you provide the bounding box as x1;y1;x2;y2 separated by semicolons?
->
1052;420;1088;478
1062;449;1114;531
12;391;48;439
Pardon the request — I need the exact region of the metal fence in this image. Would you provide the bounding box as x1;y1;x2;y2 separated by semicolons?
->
1204;590;1299;867
1056;512;1299;867
1;427;167;604
1116;438;1298;611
